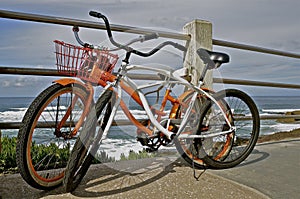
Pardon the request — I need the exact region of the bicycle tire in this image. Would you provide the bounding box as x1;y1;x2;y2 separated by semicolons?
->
173;91;211;169
199;89;260;169
63;89;113;192
16;83;90;190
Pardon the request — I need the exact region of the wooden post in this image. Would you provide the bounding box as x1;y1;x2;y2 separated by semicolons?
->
183;19;213;88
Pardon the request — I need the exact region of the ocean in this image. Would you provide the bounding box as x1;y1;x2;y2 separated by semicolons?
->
1;96;300;159
254;96;300;135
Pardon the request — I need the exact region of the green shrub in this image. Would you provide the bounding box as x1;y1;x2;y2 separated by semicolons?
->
93;151;116;163
0;136;71;174
30;141;71;169
0;136;116;173
0;136;159;174
0;136;17;173
119;149;155;161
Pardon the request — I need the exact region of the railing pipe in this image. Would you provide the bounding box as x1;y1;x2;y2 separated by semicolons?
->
0;66;60;76
214;78;300;89
1;10;300;59
0;10;189;41
0;120;137;129
213;39;300;59
1;114;300;130
2;66;300;89
0;66;162;80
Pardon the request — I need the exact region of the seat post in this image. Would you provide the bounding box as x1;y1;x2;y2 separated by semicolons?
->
199;64;209;82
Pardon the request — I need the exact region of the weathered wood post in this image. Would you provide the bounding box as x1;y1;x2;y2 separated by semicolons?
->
183;19;213;88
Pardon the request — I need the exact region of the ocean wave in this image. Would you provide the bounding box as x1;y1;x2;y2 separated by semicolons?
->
9;107;28;111
114;110;148;120
98;137;176;160
98;138;144;160
268;123;300;132
262;109;300;114
114;109;171;120
0;110;26;122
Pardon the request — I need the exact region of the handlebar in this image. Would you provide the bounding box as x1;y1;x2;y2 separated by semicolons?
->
89;11;133;52
73;26;90;48
130;41;187;57
72;26;157;51
89;11;103;18
73;11;187;58
140;33;159;42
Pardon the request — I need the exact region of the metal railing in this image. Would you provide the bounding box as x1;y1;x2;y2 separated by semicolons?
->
2;66;300;89
1;65;300;124
0;10;189;40
1;9;300;59
1;9;300;132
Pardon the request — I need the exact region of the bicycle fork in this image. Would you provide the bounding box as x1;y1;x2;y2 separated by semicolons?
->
97;83;122;141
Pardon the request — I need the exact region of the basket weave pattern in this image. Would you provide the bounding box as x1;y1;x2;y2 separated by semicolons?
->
54;40;118;83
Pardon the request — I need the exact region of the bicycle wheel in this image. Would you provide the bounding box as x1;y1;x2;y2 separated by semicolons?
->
16;83;91;190
63;89;113;192
199;89;260;169
173;90;210;169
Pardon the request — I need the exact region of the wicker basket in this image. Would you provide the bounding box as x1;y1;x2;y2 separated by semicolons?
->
54;40;118;83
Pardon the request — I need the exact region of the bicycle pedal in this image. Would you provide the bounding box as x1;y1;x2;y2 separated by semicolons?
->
145;147;157;153
136;134;149;146
163;138;174;147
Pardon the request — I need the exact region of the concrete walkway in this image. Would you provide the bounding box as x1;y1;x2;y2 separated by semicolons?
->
0;138;299;199
210;138;300;199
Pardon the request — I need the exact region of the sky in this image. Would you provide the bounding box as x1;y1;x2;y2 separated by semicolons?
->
0;0;299;97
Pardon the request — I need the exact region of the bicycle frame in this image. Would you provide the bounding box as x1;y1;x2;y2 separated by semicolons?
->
54;61;234;142
67;11;234;141
96;62;235;141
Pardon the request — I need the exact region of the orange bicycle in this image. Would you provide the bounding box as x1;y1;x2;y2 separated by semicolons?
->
16;11;259;191
63;11;260;192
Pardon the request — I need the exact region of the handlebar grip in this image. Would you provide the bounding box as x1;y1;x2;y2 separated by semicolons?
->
174;43;187;52
72;26;79;32
89;11;103;18
141;33;159;42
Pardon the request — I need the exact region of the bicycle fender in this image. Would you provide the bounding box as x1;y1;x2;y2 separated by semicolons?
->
169;88;212;119
169;90;193;119
53;78;86;87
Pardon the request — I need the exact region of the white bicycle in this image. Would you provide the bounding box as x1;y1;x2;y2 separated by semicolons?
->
15;11;259;191
62;11;260;192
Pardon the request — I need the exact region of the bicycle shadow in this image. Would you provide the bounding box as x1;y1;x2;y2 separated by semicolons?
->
70;156;192;198
39;145;272;198
0;156;186;199
236;148;269;167
11;155;193;198
226;138;300;168
65;145;272;198
2;141;281;199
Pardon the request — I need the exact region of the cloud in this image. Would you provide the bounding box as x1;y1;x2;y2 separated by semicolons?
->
0;75;56;97
149;16;191;31
0;76;39;88
0;0;299;96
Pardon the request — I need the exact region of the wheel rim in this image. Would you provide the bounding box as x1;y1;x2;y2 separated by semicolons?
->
26;86;88;186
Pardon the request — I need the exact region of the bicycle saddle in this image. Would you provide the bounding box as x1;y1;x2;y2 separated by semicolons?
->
197;48;230;69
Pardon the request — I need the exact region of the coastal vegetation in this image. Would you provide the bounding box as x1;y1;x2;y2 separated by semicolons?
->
0;137;17;173
1;129;300;174
0;136;156;174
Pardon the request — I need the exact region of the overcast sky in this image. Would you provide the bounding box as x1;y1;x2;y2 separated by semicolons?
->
0;0;299;97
